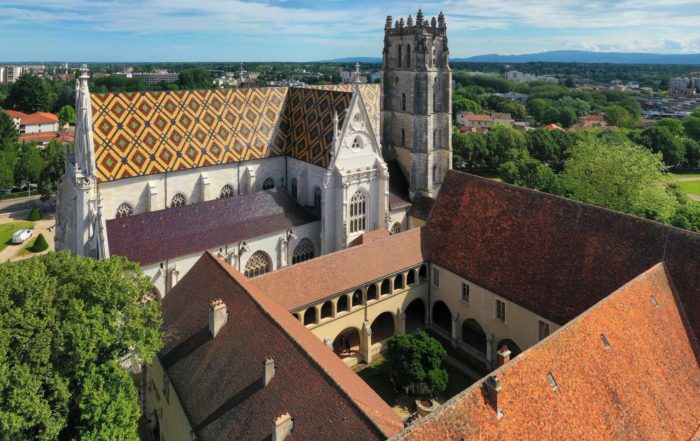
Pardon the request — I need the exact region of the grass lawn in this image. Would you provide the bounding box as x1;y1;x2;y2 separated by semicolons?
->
670;172;700;179
15;236;42;258
677;181;700;196
0;221;34;252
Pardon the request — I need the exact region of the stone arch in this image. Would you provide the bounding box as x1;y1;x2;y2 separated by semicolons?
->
390;222;401;235
170;193;186;208
497;338;523;358
219;184;235;199
394;273;404;290
462;319;487;354
337;295;349;313
333;327;360;359
115;202;134;219
371;312;395;344
367;284;378;301
303;308;317;325
419;265;427;281
380;279;391;295
262;177;275;190
432;301;452;334
405;298;426;333
243;251;272;278
352;289;363;307
407;269;416;285
321;301;333;319
292;238;315;264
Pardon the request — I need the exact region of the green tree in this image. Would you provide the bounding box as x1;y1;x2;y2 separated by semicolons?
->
656;118;685;137
559;138;678;221
0;112;19;146
484;125;527;168
178;68;213;89
30;233;48;252
682;138;700;167
57;105;76;125
386;331;448;395
452;98;482;116
0;252;162;439
557;107;578;128
499;152;557;192
684;116;700;142
491;99;525;120
5;74;51;113
604;104;634;128
38;141;65;197
14;145;44;186
634;126;685;166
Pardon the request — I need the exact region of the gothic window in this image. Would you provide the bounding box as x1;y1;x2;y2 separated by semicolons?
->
291;178;298;200
390;223;401;235
401;93;406;112
292;238;315;264
314;187;322;209
170;193;186;208
433;129;438;148
349;190;367;234
115;202;134;219
351;137;362;151
397;45;403;68
244;251;272;278
401;128;406;147
406;45;411;67
219;184;234;199
262;177;275;190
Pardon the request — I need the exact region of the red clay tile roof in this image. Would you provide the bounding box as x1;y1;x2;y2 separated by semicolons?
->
107;189;318;266
542;123;563;131
4;110;58;125
349;229;390;247
18;132;64;143
394;263;700;441
464;113;493;122
407;195;434;221
251;228;427;310
4;110;25;119
160;253;403;440
427;171;700;341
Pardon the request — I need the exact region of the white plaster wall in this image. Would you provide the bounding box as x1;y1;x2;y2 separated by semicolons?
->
285;157;325;207
389;207;408;232
23;122;59;134
144;220;321;297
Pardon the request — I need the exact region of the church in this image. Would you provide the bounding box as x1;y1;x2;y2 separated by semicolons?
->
55;10;700;441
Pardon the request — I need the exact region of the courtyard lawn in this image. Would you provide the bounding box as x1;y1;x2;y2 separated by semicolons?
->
677;180;700;197
15;236;42;258
0;221;34;252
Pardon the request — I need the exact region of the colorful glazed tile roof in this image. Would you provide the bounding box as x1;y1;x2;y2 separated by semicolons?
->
90;84;381;182
305;84;381;136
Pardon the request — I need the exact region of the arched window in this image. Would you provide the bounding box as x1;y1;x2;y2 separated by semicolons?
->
115;202;134;219
292;238;315;264
170;193;186;208
262;177;275;190
401;93;406;112
390;222;401;235
433;129;438;147
313;187;322;209
220;184;234;199
397;45;403;68
401;128;406;147
406;45;411;67
291;178;298;200
244;251;272;278
349;190;367;234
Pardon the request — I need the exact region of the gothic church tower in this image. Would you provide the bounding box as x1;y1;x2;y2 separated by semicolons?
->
381;10;452;199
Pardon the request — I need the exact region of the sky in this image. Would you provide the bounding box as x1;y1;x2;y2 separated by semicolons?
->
1;0;700;62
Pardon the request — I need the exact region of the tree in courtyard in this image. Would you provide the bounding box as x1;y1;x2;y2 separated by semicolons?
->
559;138;678;221
57;105;76;125
5;73;51;113
0;112;19;146
386;330;448;395
0;252;163;439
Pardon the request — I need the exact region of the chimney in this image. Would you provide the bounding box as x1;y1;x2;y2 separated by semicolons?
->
209;299;228;338
263;358;275;387
273;413;293;441
483;375;504;419
497;345;511;366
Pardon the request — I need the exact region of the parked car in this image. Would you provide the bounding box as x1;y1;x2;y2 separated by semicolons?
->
11;229;33;244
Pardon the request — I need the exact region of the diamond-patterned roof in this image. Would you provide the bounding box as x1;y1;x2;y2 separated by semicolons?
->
91;85;380;182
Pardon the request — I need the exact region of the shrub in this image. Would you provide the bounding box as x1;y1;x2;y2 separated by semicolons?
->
27;207;42;221
30;233;48;252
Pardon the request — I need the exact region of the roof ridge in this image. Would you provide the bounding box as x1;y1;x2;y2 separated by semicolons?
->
206;252;404;437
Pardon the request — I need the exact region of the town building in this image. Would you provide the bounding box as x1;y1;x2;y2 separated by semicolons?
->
505;70;557;84
2;65;23;83
3;110;68;146
455;112;492;128
130;71;180;85
669;76;698;97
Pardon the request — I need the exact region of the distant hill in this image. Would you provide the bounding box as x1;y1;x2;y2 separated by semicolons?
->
324;57;382;63
454;50;700;65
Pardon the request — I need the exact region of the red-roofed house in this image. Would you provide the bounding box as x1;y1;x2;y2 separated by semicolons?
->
4;109;61;146
456;112;493;128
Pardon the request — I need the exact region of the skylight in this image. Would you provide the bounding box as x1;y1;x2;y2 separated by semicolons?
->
547;372;558;391
600;333;611;349
650;295;660;307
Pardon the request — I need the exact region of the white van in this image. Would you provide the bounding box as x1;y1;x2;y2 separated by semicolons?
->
12;229;33;244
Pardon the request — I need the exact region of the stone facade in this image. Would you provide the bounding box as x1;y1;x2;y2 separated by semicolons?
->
381;10;452;199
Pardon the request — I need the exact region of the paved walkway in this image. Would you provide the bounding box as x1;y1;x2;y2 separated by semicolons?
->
0;195;41;214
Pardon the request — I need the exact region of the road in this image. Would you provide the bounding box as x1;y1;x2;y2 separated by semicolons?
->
0;195;42;214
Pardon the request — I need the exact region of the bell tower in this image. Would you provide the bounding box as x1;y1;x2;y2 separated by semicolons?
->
381;10;452;199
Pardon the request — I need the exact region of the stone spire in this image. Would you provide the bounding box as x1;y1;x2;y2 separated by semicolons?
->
74;64;96;177
353;62;361;83
406;14;413;27
385;15;393;29
438;11;446;28
416;9;424;26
